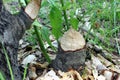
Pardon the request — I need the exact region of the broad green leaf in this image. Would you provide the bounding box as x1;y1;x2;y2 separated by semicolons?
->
49;6;63;40
41;27;56;51
70;17;79;30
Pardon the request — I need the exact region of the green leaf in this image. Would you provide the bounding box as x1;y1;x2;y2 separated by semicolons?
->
32;20;42;27
41;27;50;40
70;17;79;30
41;27;56;51
19;0;27;6
49;6;63;40
62;2;71;10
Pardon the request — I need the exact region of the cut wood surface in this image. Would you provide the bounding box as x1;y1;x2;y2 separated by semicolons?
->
52;28;86;73
59;28;86;51
25;0;42;19
0;0;41;80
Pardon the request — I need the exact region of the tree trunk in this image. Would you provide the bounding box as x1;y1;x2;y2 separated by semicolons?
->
0;0;41;79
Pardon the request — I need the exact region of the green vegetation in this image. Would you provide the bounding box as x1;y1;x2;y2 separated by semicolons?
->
41;0;120;52
0;71;5;80
20;0;120;53
2;0;120;79
34;25;51;63
22;64;28;80
2;44;14;80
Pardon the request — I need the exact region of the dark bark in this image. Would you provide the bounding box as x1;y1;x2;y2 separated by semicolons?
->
0;1;33;80
52;48;86;72
51;28;87;74
0;0;2;12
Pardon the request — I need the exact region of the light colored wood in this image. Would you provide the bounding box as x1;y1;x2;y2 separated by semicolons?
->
25;0;41;19
59;28;86;51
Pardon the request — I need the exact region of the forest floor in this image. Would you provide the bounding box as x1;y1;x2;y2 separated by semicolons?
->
4;0;120;80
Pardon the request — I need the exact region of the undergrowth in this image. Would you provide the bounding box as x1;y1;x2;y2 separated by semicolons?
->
1;0;120;79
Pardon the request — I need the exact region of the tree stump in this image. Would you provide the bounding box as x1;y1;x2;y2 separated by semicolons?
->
0;0;41;80
52;28;86;73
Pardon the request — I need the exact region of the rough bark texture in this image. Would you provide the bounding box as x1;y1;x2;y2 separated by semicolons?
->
52;28;87;74
52;47;86;72
0;0;2;12
0;1;33;80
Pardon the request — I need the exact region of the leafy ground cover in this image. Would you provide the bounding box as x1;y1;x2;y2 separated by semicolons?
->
1;0;120;80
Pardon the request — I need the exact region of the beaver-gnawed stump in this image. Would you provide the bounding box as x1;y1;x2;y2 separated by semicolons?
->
52;28;86;73
0;0;41;80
